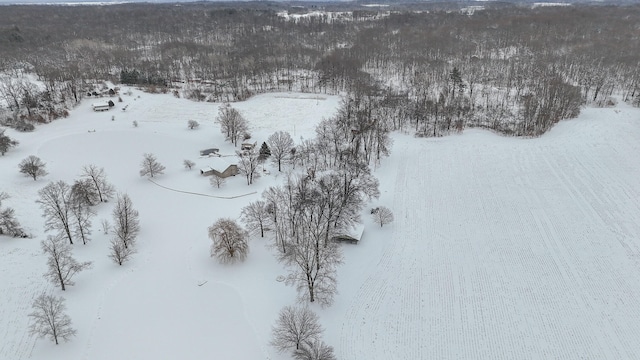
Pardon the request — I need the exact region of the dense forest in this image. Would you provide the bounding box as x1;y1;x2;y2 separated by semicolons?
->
0;1;638;136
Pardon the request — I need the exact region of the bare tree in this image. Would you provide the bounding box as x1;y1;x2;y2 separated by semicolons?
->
209;174;226;188
108;238;134;265
0;77;23;113
0;129;19;155
37;181;74;244
282;233;342;307
208;218;249;264
28;293;76;345
101;219;110;234
71;179;99;207
241;200;269;237
187;120;199;129
69;196;94;245
268;131;294;172
237;148;261;185
139;153;165;178
183;159;195;170
293;340;337;360
19;155;48;180
0;192;25;237
372;206;394;227
80;165;115;203
271;306;323;352
112;193;140;249
113;194;140;248
41;234;92;291
215;104;248;147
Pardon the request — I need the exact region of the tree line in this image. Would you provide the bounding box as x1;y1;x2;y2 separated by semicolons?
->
0;3;638;137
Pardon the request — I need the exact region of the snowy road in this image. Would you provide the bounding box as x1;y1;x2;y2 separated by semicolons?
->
338;105;640;359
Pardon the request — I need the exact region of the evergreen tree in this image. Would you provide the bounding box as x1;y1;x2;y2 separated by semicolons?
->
259;142;271;162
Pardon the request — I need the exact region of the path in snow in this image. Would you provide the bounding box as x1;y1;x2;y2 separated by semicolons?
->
338;107;640;359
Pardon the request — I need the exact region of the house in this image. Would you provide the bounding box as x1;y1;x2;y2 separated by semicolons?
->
241;142;256;151
92;102;110;112
200;157;238;178
332;224;365;245
200;148;219;156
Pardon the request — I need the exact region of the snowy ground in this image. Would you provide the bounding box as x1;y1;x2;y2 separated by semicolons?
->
1;89;640;359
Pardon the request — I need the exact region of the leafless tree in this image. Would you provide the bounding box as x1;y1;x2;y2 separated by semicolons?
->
108;238;134;265
80;165;115;203
215;104;249;147
183;159;195;170
28;293;76;345
0;129;19;155
208;218;249;264
241;200;269;238
71;179;99;207
112;193;140;249
293;340;337;360
281;233;342;307
187;120;199;129
139;153;165;178
101;219;110;234
0;77;23;113
270;305;323;352
237;148;261;185
268;131;294;172
41;234;92;291
19;155;48;180
69;196;94;245
209;174;226;188
37;181;74;244
0;192;25;237
372;206;394;227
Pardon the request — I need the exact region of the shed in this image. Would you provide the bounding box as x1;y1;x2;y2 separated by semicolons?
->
332;224;365;245
92;102;110;112
200;148;220;156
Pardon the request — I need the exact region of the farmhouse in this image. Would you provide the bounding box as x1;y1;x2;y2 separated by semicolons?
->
200;157;238;178
332;223;365;245
92;102;110;112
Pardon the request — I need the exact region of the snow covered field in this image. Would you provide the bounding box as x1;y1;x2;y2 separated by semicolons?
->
1;89;640;359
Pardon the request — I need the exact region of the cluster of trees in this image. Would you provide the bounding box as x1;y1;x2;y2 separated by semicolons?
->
36;165;115;245
241;158;379;306
1;3;638;136
27;165;141;345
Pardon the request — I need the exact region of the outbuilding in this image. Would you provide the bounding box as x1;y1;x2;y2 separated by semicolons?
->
200;148;220;156
332;224;365;245
92;102;110;112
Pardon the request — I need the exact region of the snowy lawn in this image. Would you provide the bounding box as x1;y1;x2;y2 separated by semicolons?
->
2;89;640;359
